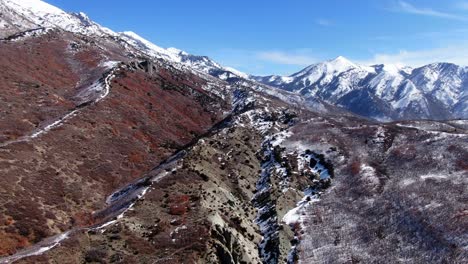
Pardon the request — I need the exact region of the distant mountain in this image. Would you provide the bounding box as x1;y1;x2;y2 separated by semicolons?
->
253;56;468;121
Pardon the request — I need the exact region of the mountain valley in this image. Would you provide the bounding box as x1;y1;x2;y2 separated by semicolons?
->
0;1;467;263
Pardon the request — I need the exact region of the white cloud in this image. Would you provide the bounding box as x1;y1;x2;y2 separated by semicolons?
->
359;43;468;66
396;1;468;21
256;51;317;66
316;19;332;26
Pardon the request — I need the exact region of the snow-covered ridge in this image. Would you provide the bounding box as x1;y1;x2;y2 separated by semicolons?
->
119;31;182;62
118;31;249;79
0;0;250;80
0;0;115;36
253;56;468;120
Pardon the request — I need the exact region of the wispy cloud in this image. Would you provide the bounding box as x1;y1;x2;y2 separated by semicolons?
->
371;28;468;42
256;51;317;66
359;43;468;66
208;49;319;75
456;1;468;10
395;1;468;21
316;19;332;26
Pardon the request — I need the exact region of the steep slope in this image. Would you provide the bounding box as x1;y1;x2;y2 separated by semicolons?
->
253;57;468;121
0;0;336;116
0;28;232;257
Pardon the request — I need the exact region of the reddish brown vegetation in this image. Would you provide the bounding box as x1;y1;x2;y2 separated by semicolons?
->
0;32;228;256
0;34;78;140
0;232;30;256
168;195;190;215
124;234;155;255
72;211;96;227
390;144;417;160
349;160;361;176
456;158;468;171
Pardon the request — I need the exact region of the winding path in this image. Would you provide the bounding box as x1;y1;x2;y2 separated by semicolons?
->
0;62;119;148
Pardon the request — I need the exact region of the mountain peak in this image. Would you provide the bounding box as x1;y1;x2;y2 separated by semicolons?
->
1;0;64;15
331;55;350;62
0;0;115;37
326;56;355;67
167;47;188;56
74;11;92;22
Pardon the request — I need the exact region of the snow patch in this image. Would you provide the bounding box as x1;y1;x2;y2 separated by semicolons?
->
420;174;447;180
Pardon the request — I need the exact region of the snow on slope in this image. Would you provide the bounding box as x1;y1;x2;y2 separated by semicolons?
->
0;0;326;117
369;64;407;100
290;56;359;89
0;0;115;36
118;31;250;79
119;31;182;62
0;0;250;81
2;0;301;121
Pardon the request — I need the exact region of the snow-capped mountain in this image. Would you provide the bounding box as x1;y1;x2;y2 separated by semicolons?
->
0;0;328;117
253;56;468;120
2;0;466;122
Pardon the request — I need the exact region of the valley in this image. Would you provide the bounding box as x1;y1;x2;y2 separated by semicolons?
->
0;0;467;263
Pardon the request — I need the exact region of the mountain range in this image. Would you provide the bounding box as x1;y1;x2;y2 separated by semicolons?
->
253;56;468;121
0;0;467;263
2;0;466;122
109;31;468;121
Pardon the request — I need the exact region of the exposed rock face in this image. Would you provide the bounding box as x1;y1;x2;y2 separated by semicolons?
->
15;114;266;264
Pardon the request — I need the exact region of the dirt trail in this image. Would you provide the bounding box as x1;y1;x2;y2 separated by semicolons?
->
0;64;118;148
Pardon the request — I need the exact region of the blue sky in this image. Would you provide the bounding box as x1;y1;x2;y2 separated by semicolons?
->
47;0;468;75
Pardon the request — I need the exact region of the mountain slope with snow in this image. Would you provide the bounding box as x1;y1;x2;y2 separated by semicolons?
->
0;0;116;37
253;57;468;120
0;0;249;82
5;0;465;122
118;31;254;82
0;1;467;264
